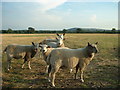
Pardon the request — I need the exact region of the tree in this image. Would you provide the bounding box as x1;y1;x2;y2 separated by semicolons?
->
76;28;82;33
7;28;13;33
28;27;35;33
112;28;116;32
63;29;67;33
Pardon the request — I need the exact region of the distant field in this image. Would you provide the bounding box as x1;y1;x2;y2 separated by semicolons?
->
1;34;119;88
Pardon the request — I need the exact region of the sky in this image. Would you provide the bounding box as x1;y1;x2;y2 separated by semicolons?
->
1;0;119;30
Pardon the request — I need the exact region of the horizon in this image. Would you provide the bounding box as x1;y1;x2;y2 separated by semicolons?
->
2;1;118;30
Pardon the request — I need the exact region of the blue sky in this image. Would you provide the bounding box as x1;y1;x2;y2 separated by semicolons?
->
2;1;118;30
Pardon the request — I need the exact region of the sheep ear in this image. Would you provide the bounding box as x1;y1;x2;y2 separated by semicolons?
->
39;42;42;45
56;33;59;36
63;33;65;36
39;43;42;47
95;42;98;45
39;45;42;47
88;42;91;46
32;42;35;46
47;46;51;48
56;37;58;40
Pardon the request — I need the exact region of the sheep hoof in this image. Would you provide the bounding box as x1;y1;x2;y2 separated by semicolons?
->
69;69;73;73
8;66;12;71
29;67;31;69
48;79;51;82
52;84;55;87
22;65;24;69
7;68;10;71
80;79;84;83
10;66;12;69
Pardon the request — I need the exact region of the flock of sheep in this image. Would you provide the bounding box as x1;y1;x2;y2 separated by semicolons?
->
3;33;99;87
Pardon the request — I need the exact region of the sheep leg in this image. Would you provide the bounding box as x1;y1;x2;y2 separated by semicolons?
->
79;62;86;82
22;58;27;69
7;58;12;71
45;65;49;74
75;64;79;79
51;72;56;87
79;70;84;82
48;64;51;82
50;66;59;87
22;60;26;69
28;61;31;69
79;65;85;83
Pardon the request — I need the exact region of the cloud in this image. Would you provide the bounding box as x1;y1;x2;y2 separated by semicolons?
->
38;0;67;12
90;14;97;22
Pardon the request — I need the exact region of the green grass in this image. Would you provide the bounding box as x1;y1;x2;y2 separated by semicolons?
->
2;34;119;88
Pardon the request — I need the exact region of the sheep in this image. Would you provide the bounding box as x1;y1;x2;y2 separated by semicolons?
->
46;42;99;87
46;38;65;48
41;33;65;44
39;44;54;73
39;44;71;74
3;42;39;71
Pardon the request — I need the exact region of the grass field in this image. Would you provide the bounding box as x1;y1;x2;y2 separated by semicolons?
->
1;34;119;88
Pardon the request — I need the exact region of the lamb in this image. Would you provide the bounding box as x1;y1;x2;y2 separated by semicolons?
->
41;33;65;44
3;42;39;71
46;42;99;87
39;44;71;74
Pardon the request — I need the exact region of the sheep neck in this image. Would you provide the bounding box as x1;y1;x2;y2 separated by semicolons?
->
58;43;65;47
82;47;95;60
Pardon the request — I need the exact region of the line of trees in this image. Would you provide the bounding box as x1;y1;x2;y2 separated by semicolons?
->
0;27;120;34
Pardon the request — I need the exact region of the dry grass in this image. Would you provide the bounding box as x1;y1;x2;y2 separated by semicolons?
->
1;33;119;88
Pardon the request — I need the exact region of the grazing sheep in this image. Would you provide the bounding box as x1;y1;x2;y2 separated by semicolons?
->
39;44;70;73
47;42;99;87
41;33;65;44
3;42;39;71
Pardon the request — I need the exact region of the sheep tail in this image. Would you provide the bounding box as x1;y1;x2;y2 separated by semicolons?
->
3;47;7;53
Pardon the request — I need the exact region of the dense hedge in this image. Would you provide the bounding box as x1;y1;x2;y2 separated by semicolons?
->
0;30;120;34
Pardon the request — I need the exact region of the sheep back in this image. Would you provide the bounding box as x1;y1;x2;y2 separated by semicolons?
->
48;48;82;69
5;44;36;59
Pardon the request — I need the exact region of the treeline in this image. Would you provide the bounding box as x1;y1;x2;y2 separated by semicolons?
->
0;27;120;34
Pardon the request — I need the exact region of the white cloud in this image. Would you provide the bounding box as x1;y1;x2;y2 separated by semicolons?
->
2;0;67;12
38;0;67;12
90;14;97;22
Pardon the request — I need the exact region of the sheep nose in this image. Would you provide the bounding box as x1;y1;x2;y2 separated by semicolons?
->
43;50;45;52
58;43;61;45
35;49;38;52
95;49;99;53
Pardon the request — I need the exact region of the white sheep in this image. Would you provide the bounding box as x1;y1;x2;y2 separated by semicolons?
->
47;42;99;87
41;33;65;44
3;42;39;71
46;38;65;48
39;44;71;74
39;44;54;73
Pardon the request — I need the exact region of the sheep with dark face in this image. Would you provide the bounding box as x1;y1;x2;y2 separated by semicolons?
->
3;42;39;71
47;42;99;87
